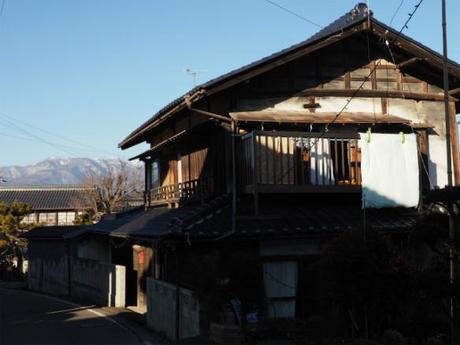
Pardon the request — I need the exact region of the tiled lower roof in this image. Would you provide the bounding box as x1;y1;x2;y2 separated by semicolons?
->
183;204;418;240
21;225;84;240
71;195;418;241
0;185;94;210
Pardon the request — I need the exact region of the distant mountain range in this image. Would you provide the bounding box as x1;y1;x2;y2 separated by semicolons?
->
0;158;142;185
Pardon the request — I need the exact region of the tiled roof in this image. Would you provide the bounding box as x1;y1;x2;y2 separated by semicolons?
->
71;195;417;241
119;3;460;150
80;195;231;239
183;203;418;240
20;225;84;240
0;185;94;210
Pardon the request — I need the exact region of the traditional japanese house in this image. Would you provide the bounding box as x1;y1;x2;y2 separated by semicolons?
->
23;3;460;340
0;185;94;226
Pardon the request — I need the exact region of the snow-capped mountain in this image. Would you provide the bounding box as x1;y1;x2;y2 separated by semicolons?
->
0;158;142;185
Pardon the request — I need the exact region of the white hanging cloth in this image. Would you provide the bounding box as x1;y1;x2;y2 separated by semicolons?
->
360;132;419;208
309;138;335;186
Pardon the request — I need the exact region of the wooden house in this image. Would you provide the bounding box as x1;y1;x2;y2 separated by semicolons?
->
23;3;460;340
0;185;94;226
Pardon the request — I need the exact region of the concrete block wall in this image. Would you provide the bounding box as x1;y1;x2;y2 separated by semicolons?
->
70;258;126;307
27;256;126;308
27;257;69;296
146;278;200;340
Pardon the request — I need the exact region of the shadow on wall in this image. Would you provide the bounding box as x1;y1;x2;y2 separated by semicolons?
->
27;256;126;308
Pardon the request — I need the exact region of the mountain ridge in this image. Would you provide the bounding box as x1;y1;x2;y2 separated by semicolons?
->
0;158;141;185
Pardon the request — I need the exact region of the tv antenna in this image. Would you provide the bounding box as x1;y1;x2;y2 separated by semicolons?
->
184;68;207;87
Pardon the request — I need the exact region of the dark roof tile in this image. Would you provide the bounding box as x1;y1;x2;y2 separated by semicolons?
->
0;185;94;210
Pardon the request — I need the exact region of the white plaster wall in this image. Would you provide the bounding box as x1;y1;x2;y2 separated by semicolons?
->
238;94;452;188
388;99;449;188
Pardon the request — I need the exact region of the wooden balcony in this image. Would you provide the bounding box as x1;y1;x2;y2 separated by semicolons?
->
238;131;362;194
145;176;214;207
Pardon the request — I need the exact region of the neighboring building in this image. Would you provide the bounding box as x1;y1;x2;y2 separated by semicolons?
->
0;185;94;226
24;3;460;341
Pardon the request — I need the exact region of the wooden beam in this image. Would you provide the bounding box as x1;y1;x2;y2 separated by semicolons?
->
396;57;425;69
372;23;460;79
296;88;457;102
243;183;361;194
449;86;460;95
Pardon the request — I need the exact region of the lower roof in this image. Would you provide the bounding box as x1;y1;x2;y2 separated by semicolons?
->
21;225;84;240
69;195;418;242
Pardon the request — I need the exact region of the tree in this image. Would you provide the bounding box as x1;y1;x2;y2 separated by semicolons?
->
0;201;33;279
79;160;142;220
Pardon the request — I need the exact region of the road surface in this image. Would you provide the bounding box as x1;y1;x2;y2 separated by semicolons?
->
0;288;142;345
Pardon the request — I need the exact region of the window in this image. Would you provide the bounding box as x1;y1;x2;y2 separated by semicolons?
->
38;212;57;225
151;160;160;189
58;211;76;225
21;213;36;224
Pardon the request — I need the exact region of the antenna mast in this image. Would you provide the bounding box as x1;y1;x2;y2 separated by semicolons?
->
185;68;207;87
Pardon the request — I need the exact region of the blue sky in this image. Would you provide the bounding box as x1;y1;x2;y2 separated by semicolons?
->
0;0;459;166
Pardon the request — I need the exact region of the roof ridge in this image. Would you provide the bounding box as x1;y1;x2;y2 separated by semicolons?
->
0;184;94;190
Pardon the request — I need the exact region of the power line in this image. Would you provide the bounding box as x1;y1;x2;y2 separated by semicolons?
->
389;0;405;27
0;116;82;157
304;0;425;151
0;112;121;157
263;0;323;29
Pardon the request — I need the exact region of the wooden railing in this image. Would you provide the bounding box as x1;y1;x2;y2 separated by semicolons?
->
238;131;361;193
145;176;214;206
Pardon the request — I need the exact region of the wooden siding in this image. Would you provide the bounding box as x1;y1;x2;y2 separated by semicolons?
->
239;131;362;193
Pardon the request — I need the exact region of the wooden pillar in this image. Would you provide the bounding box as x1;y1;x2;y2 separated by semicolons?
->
416;129;430;191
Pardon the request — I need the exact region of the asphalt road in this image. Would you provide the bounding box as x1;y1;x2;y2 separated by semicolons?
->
0;288;142;345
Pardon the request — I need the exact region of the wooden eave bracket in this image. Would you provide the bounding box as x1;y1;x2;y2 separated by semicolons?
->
449;86;460;96
183;94;231;123
396;57;426;69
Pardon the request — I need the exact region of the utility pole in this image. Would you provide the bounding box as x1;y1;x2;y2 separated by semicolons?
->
441;0;458;344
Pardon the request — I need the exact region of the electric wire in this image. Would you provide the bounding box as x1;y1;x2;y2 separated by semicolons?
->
0;112;121;157
263;0;323;29
382;1;434;189
303;0;425;152
389;0;405;27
